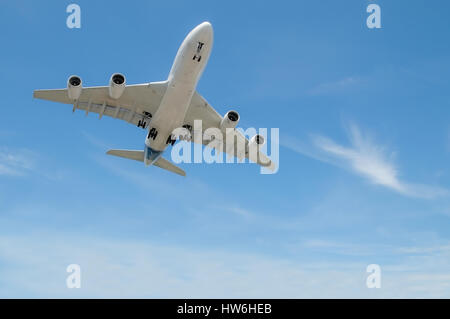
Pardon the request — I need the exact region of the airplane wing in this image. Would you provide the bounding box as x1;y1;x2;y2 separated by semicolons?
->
184;92;277;172
33;81;168;128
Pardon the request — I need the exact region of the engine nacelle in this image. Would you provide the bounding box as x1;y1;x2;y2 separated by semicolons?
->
108;73;126;99
67;75;82;100
248;134;265;150
220;110;240;131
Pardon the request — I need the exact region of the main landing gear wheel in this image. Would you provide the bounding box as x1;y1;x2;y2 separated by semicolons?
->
166;135;176;146
138;120;147;128
148;128;158;140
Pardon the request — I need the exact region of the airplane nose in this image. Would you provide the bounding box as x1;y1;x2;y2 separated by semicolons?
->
200;21;212;31
194;21;213;38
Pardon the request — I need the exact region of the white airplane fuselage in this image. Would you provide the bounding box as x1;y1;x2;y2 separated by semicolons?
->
144;22;213;165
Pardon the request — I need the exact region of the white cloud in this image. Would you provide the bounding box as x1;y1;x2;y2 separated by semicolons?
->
284;124;448;199
1;234;450;298
308;76;364;95
0;148;35;176
313;125;406;192
0;147;66;180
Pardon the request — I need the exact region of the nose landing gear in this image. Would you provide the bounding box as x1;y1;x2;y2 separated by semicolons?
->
193;41;204;62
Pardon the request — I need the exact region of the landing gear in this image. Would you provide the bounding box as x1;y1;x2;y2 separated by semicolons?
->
166;135;176;146
179;124;192;141
138;120;147;128
147;127;158;140
193;41;205;62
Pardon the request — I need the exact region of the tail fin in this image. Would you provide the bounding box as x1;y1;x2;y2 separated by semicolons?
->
106;149;186;177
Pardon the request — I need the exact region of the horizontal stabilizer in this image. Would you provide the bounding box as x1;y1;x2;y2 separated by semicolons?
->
106;149;144;162
153;157;186;177
106;149;186;176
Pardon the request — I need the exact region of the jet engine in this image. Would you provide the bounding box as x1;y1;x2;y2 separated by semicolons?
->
67;75;82;100
220;110;240;131
248;134;265;150
108;73;126;99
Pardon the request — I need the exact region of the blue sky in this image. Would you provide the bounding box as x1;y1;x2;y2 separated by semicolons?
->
1;0;450;298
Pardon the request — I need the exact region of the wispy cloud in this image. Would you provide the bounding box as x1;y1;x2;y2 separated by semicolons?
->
308;76;364;96
313;125;406;192
1;233;450;298
0;148;35;176
284;124;448;199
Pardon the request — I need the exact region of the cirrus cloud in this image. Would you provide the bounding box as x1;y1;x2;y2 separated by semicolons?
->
0;148;35;176
284;124;448;199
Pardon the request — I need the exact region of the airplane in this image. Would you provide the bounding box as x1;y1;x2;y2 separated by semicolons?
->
33;22;275;177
